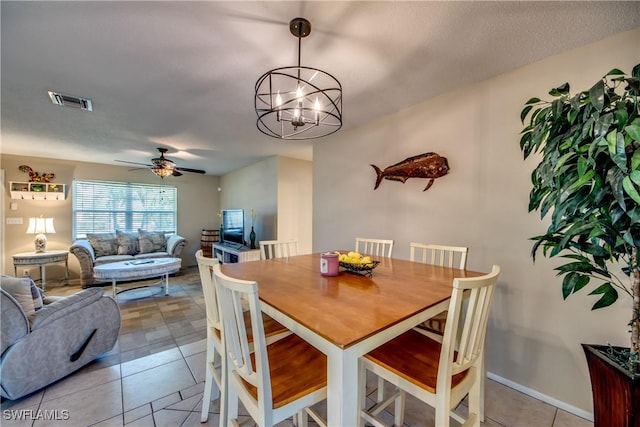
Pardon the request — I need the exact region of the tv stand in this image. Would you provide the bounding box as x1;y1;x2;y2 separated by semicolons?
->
213;243;260;264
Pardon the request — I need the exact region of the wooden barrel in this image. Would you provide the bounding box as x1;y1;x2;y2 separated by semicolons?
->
200;229;220;258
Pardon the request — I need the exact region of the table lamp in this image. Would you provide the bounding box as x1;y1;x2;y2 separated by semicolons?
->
26;216;56;253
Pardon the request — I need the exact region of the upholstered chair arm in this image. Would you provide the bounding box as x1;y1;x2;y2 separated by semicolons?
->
166;234;187;257
31;288;104;331
0;289;29;356
70;239;96;288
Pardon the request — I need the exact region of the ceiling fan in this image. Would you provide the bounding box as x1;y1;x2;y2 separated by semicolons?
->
115;148;206;178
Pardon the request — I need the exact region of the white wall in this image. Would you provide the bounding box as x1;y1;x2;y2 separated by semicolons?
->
1;154;220;281
313;28;639;416
277;157;313;254
220;156;313;253
220;156;279;245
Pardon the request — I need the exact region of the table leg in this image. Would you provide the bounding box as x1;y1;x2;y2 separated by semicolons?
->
326;346;360;427
164;273;169;295
40;265;46;291
112;279;117;302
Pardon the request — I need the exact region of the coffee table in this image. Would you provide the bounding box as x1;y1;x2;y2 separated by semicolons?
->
93;258;181;301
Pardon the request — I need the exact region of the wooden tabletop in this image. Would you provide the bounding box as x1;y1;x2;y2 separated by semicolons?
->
221;253;484;349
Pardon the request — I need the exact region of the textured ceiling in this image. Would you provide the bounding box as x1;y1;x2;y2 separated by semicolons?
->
2;1;639;176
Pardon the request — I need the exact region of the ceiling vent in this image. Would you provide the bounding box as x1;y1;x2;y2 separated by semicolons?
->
48;91;93;111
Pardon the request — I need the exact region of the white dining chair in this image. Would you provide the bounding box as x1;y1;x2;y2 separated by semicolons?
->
355;237;394;257
196;250;290;425
410;242;468;269
213;267;328;427
410;243;469;335
359;265;500;427
259;240;299;260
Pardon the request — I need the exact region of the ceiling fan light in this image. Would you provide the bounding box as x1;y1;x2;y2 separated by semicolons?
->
152;167;173;178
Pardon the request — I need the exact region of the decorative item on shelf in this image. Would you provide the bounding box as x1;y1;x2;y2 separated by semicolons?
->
371;152;450;192
254;17;342;140
18;165;55;183
249;209;257;249
26;216;56;253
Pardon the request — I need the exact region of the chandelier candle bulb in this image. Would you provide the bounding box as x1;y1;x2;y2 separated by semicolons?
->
320;252;339;276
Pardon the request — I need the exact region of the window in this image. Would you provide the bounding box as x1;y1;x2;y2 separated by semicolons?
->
73;180;177;239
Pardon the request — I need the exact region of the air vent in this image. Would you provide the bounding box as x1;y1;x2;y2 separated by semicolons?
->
48;91;93;111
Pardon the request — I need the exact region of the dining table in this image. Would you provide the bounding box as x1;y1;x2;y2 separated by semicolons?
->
220;252;485;426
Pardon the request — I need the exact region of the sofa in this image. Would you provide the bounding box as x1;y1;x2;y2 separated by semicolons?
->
70;230;187;288
0;275;121;400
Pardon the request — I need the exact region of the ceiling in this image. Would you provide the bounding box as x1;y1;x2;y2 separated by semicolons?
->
2;1;639;176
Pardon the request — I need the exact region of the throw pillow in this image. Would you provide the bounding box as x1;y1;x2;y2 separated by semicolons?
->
0;275;44;321
138;229;166;254
116;230;139;255
87;232;118;257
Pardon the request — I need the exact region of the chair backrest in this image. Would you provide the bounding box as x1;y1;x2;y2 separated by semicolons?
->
409;243;468;270
355;237;394;257
259;240;298;260
196;250;221;333
438;265;499;390
213;267;272;419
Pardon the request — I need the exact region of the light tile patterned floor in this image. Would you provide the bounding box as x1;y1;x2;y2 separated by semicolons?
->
1;267;593;426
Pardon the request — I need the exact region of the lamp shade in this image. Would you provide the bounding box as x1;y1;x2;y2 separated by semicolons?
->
26;217;55;253
27;217;56;234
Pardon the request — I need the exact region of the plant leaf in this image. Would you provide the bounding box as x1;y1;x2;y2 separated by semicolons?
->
525;97;541;105
622;176;640;204
521;105;534;123
606;68;626;76
562;272;590;299
588;283;619;309
625;124;640;142
589;80;605;112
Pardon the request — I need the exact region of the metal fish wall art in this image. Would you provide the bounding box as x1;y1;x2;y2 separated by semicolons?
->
371;152;449;191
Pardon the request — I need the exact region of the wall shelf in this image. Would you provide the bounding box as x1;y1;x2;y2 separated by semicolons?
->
10;181;66;200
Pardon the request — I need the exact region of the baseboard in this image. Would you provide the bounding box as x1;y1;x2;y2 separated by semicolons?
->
487;371;594;422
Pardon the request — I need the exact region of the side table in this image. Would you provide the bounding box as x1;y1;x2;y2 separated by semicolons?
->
13;250;69;291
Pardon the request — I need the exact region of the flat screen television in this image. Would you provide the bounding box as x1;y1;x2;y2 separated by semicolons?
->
221;209;244;246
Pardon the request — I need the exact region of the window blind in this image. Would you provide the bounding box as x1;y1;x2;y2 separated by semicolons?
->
73;180;177;239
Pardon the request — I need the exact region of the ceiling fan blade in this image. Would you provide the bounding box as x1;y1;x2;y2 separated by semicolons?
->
175;167;206;174
115;160;152;167
172;170;183;177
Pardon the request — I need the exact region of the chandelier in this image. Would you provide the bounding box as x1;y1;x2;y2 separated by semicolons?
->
255;18;343;140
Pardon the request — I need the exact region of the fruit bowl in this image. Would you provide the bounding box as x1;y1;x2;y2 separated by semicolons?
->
339;260;380;277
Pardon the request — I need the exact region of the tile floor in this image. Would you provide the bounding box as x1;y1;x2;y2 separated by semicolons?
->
1;267;594;426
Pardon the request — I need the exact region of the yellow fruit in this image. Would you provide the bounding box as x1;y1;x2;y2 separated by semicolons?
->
362;256;372;264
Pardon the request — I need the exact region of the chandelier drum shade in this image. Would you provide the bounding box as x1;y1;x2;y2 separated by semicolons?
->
255;18;342;140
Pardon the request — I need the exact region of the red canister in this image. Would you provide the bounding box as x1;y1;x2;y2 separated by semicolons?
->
320;252;339;276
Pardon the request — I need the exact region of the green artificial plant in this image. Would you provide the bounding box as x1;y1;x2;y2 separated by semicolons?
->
519;64;640;374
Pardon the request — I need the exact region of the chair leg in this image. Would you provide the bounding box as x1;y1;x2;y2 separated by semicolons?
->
357;360;367;427
467;368;482;427
480;351;486;422
201;340;219;422
394;389;406;427
435;392;451;427
376;377;385;402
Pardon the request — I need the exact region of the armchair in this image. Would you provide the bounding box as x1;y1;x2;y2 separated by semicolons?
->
1;277;121;400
